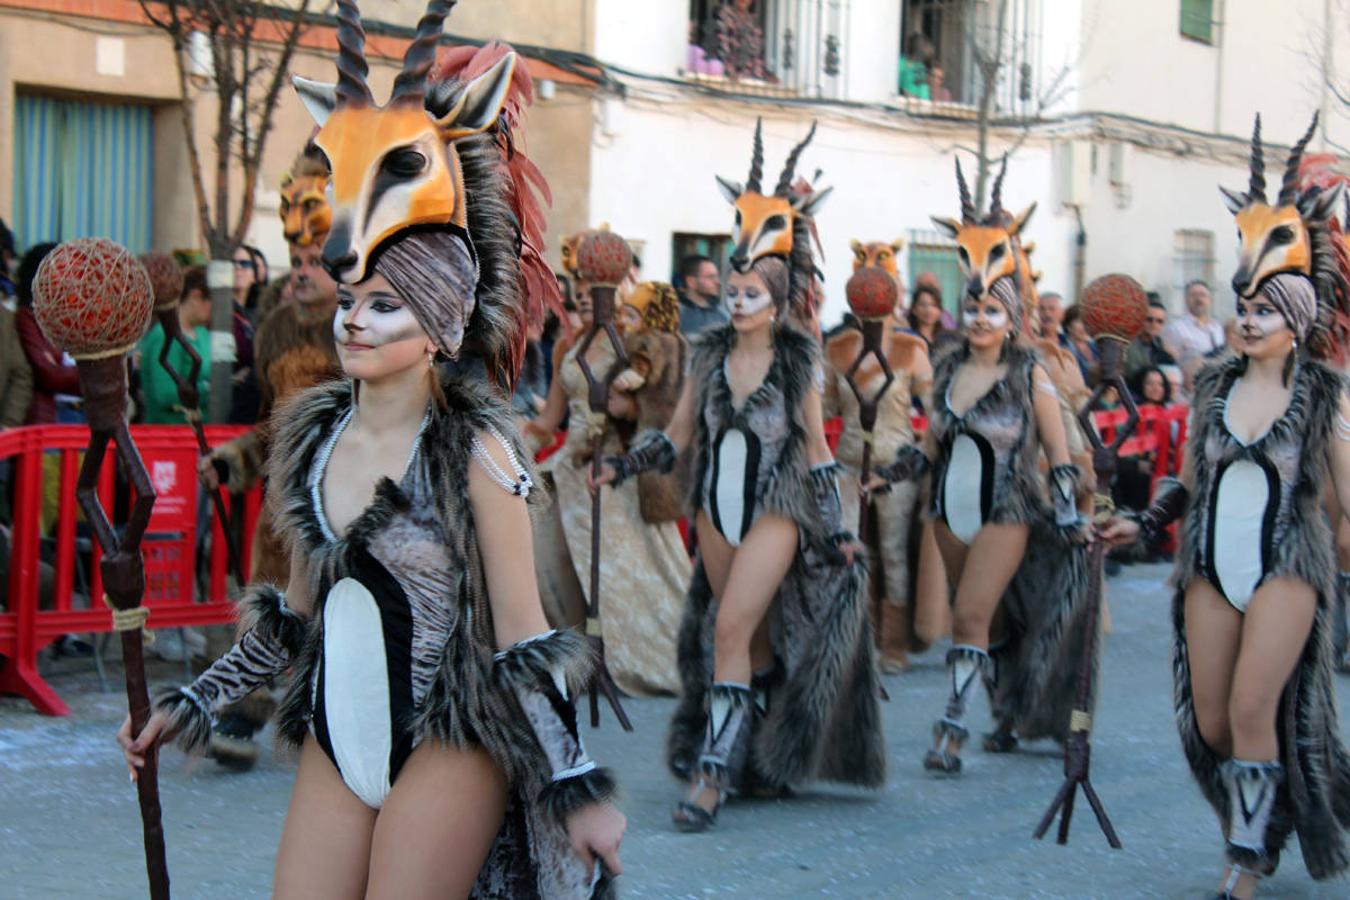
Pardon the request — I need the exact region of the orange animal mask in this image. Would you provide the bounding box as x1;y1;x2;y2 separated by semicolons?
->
850;239;903;278
292;0;515;283
1221;114;1341;298
279;172;331;247
716;119;831;272
931;158;1035;307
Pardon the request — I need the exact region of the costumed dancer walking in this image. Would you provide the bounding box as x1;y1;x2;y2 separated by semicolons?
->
119;10;625;895
523;266;689;696
824;263;932;672
193;143;343;769
594;120;885;831
1102;113;1350;900
873;159;1090;774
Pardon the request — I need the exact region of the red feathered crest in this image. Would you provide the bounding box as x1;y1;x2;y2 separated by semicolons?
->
432;42;563;387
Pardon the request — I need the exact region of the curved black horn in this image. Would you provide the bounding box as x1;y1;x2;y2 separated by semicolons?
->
1278;111;1319;206
989;155;1009;218
747;118;765;194
334;0;374;107
955;157;975;224
391;0;456;105
775;121;817;196
1247;114;1267;204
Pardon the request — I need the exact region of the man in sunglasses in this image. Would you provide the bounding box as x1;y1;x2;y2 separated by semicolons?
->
1125;294;1178;378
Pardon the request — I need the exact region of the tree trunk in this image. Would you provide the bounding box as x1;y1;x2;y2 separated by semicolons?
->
206;258;235;423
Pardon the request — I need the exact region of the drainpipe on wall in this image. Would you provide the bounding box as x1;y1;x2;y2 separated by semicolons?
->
1322;0;1334;152
1212;0;1225;135
1072;204;1086;304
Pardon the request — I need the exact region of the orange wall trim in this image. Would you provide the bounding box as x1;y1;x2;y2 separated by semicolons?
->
0;0;599;87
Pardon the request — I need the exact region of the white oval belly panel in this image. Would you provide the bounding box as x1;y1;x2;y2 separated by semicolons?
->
944;434;985;545
323;577;392;808
715;429;749;547
1213;461;1269;612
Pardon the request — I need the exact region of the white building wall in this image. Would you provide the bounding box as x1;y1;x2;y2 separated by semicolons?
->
586;95;1077;326
1076;0;1344;146
591;0;689;80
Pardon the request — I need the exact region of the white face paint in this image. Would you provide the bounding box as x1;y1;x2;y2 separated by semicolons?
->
961;300;1008;331
723;281;773;318
1235;297;1289;341
335;276;432;381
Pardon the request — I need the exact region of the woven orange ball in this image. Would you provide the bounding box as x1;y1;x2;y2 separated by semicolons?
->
33;239;154;360
1081;274;1148;343
139;251;184;311
575;229;632;287
846;267;898;320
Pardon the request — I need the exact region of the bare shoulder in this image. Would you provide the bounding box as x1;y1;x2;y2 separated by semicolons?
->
467;427;532;502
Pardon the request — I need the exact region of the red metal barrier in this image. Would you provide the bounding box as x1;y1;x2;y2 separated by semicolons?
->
0;424;260;716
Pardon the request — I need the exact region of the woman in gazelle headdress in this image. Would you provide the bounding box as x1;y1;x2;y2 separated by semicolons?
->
1103;113;1350;899
119;4;624;895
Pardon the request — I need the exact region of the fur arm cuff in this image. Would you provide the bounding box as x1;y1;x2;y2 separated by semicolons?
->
1049;464;1082;529
606;430;677;486
494;630;613;822
212;430;263;493
873;445;931;485
156;584;301;752
1132;476;1189;544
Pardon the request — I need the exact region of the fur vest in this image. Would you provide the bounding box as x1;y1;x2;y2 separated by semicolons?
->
667;322;886;791
930;339;1094;742
1173;356;1350;879
266;374;613;899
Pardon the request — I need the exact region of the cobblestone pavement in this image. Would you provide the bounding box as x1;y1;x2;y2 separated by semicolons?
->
2;562;1348;898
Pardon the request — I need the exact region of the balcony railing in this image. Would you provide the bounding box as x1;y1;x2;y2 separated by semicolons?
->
686;0;850;100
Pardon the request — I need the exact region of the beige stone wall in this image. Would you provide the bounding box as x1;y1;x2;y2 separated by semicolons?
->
0;9;595;274
360;0;594;53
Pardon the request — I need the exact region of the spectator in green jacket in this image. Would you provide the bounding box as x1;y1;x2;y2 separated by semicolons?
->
898;32;934;99
139;266;212;424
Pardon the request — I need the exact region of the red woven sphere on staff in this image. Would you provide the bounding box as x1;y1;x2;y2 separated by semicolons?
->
1080;273;1148;343
139;251;185;313
575;229;632;287
846;265;899;320
33;238;155;360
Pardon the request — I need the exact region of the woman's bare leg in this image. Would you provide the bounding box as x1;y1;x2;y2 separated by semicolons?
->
1208;577;1315;898
273;737;377;899
712;514;798;684
1183;579;1242;758
695;512;733;601
913;522;952;645
365;743;508;900
1229;577;1316;759
929;522;1027;762
680;512;797;818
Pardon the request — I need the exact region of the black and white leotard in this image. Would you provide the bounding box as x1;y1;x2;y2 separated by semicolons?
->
306;407;529;808
1191;363;1331;611
927;343;1047;545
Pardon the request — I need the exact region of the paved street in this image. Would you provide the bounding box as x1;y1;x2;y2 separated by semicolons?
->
2;562;1348;898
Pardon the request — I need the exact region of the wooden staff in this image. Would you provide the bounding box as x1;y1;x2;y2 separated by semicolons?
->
34;240;170;897
142;253;244;585
575;231;634;731
1033;275;1146;850
844;267;899;700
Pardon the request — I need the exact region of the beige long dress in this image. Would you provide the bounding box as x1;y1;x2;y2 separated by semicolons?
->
544;342;688;696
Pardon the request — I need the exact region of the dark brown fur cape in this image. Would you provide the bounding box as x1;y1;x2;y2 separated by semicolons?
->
665;322;886;791
265;374;614;899
928;341;1095;742
1174;356;1350;879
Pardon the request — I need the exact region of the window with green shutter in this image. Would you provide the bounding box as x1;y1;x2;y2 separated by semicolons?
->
1180;0;1214;44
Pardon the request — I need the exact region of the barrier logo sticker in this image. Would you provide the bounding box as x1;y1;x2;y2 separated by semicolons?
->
152;460;177;495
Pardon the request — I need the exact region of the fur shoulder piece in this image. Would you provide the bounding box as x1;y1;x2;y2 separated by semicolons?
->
823;329;862;372
267;379;353;554
266;372;530;557
824;329;926;374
